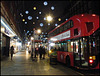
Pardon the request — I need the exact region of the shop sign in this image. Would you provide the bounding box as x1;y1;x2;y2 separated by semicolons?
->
5;28;10;35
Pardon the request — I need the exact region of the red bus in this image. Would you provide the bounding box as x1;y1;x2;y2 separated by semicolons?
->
48;14;100;69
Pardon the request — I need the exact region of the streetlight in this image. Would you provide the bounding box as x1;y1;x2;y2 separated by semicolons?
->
46;15;53;22
37;29;41;34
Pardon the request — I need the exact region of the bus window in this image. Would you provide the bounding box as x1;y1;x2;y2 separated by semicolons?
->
64;43;68;52
73;39;81;66
56;29;58;35
74;28;78;36
67;21;70;29
64;23;68;31
58;28;60;34
61;43;64;51
60;26;63;33
86;22;93;32
61;42;67;52
67;40;71;52
89;37;97;56
58;43;61;51
55;43;59;51
71;41;73;52
70;20;74;27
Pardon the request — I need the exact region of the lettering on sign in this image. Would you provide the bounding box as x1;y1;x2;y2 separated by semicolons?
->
52;30;70;40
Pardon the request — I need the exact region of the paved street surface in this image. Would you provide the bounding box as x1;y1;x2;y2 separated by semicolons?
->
1;51;99;75
1;51;81;75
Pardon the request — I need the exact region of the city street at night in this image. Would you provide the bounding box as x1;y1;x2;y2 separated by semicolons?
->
1;1;100;75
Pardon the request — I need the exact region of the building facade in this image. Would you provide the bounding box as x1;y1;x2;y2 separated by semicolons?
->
1;1;24;59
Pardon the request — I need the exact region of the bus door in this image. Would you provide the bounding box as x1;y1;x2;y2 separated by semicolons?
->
73;38;89;67
73;39;81;67
80;38;89;67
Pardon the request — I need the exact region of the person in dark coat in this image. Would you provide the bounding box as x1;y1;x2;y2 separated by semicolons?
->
42;47;46;59
39;46;43;59
11;46;14;60
34;47;39;58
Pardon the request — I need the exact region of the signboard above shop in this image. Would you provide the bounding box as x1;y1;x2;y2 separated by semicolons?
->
1;16;16;37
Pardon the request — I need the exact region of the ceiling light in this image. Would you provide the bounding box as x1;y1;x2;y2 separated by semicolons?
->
20;13;22;15
51;6;55;10
55;23;58;26
44;1;48;6
33;22;35;24
28;16;32;20
36;17;39;19
21;15;23;17
58;18;61;21
66;19;68;21
33;7;36;10
25;11;29;14
42;32;44;34
40;23;43;27
48;23;50;25
20;13;23;17
39;12;42;14
44;17;46;20
22;19;25;22
25;22;27;24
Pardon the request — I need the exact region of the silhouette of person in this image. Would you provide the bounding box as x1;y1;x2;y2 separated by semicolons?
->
42;47;46;59
39;45;43;59
34;47;39;58
11;46;14;60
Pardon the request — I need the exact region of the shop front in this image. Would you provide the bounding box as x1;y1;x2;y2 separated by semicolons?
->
1;16;22;59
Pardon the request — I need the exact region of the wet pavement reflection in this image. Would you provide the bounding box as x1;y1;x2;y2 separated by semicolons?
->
1;51;82;75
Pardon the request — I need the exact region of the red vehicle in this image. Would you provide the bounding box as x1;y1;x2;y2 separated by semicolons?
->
48;14;100;69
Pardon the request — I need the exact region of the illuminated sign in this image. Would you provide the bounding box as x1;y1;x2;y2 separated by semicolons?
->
51;30;70;41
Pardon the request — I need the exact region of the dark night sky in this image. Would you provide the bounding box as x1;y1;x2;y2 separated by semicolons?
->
20;1;72;34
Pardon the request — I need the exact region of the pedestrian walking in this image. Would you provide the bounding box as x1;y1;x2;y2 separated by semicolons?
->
34;47;39;58
10;46;14;60
39;45;43;59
